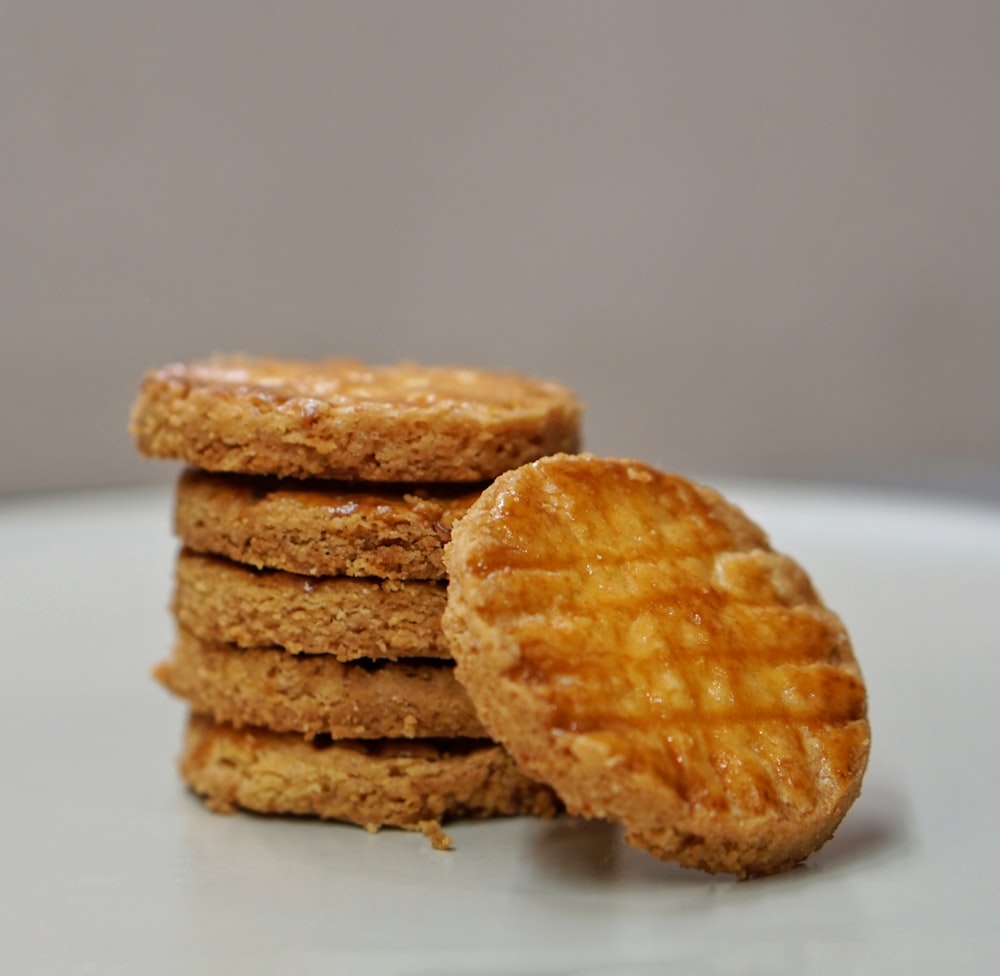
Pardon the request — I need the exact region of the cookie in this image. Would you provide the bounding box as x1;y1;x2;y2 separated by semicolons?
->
155;629;484;739
442;454;870;878
130;356;582;482
174;549;449;660
175;468;478;581
180;713;561;832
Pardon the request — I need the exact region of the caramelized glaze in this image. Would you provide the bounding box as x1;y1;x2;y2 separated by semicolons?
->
163;357;572;411
464;457;868;819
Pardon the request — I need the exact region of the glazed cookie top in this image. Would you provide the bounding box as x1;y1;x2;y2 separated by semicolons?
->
129;356;582;482
442;454;870;878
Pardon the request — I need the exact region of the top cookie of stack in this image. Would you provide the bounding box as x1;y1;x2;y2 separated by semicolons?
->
130;355;581;483
130;355;581;837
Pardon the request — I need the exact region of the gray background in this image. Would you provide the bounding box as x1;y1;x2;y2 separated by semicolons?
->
3;1;998;498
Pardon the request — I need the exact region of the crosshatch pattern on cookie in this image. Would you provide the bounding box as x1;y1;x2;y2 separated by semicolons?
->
442;454;870;876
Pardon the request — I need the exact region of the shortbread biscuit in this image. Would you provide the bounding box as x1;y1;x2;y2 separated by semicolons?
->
175;469;478;580
130;356;582;482
180;713;561;830
155;630;484;739
174;549;449;659
442;454;870;878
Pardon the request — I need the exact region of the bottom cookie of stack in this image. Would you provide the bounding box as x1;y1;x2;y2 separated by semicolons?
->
180;713;560;847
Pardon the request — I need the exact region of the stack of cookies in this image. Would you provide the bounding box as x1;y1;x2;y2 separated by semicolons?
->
130;356;582;843
132;354;871;877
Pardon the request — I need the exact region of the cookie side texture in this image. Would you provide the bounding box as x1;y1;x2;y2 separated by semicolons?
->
173;549;450;660
174;469;481;580
130;357;582;482
180;713;561;829
156;630;483;739
442;454;870;878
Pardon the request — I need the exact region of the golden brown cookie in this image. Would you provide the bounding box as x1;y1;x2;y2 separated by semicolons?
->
155;629;484;739
130;356;582;482
180;713;561;831
173;549;449;660
175;468;478;581
442;454;870;878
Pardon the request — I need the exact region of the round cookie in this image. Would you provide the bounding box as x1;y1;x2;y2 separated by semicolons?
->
442;454;870;878
156;630;484;739
180;713;561;833
174;549;450;660
130;356;582;482
175;469;479;581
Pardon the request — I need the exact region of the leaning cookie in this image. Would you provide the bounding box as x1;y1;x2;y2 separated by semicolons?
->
442;454;870;878
155;629;484;739
130;356;582;482
175;469;480;580
173;549;450;660
180;713;561;835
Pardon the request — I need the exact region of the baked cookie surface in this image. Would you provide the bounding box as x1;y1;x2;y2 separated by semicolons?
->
174;549;449;659
180;714;560;830
130;356;581;482
175;468;478;580
442;454;870;877
156;629;483;739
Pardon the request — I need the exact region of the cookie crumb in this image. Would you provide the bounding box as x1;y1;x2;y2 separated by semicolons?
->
419;820;454;851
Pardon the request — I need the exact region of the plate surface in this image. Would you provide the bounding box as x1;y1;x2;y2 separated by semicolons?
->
1;480;998;974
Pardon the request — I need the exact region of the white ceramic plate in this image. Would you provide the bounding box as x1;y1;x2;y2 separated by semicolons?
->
2;481;998;974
